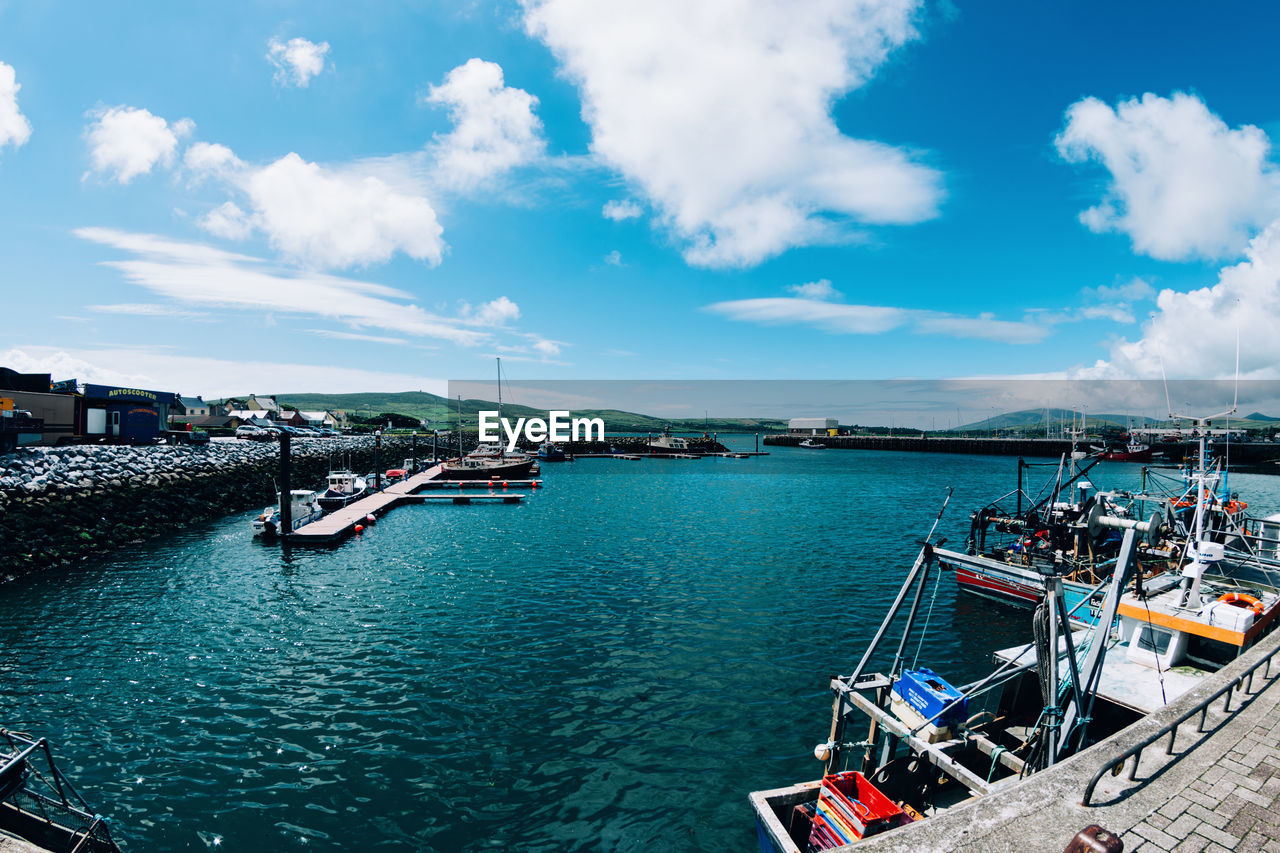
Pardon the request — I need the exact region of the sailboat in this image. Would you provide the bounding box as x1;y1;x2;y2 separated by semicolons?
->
440;359;537;481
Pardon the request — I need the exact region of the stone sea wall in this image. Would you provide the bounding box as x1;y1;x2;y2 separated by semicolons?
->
0;437;426;583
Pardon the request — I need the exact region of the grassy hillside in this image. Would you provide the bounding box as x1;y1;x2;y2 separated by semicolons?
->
956;408;1278;434
268;391;786;433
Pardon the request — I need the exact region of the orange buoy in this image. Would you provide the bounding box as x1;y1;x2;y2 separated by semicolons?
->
354;524;364;533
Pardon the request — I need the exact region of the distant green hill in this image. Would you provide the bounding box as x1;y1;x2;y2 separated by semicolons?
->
956;407;1278;434
263;391;785;433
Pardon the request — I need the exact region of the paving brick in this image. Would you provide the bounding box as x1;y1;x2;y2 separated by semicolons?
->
1226;811;1259;839
1239;829;1269;853
1193;824;1242;849
1214;792;1246;818
1187;803;1220;824
1158;795;1192;820
1146;812;1172;831
1238;774;1267;792
1171;837;1209;853
1134;822;1180;850
1167;812;1201;838
1237;787;1273;807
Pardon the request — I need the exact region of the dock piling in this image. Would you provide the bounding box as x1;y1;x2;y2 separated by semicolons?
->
279;432;292;533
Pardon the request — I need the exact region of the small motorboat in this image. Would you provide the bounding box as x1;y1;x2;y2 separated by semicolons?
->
252;490;324;537
537;442;568;461
318;470;368;511
798;438;826;449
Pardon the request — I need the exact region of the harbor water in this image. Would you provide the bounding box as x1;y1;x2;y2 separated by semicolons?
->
5;441;1280;851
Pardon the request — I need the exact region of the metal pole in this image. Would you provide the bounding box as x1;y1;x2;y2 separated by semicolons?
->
411;433;417;474
375;430;383;491
1017;458;1023;517
279;432;292;535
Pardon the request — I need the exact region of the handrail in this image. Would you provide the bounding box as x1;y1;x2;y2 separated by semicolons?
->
1082;640;1280;805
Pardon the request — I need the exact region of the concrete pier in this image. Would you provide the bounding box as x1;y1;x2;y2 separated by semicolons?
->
853;627;1280;852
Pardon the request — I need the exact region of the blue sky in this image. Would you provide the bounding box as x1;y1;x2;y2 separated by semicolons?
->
2;1;1280;400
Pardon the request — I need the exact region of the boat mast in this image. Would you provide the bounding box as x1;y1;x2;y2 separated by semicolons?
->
497;356;503;460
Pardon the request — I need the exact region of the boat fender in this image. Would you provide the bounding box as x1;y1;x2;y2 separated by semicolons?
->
354;524;364;534
365;514;376;524
1218;591;1264;615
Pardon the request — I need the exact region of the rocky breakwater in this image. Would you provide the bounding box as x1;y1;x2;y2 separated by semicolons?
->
0;436;421;582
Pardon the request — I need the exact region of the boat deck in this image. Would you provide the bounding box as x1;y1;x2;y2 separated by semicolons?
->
284;465;528;544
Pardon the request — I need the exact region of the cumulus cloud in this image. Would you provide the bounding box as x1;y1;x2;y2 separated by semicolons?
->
706;282;1047;343
0;61;32;151
602;199;642;221
522;0;942;268
198;201;252;240
243;153;444;268
459;295;521;326
184;141;244;179
786;279;839;300
425;58;545;189
1077;223;1280;379
86;106;193;184
1056;92;1280;261
267;37;331;88
603;249;623;266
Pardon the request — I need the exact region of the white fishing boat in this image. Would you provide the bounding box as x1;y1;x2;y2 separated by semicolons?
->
252;489;324;536
648;427;694;454
798;439;826;449
318;471;368;511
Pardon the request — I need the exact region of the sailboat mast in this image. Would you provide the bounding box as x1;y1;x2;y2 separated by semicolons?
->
497;357;504;460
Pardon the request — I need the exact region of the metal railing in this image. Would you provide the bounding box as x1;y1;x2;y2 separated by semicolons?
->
1082;640;1280;806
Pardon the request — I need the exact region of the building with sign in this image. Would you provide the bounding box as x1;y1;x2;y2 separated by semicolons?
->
80;384;179;443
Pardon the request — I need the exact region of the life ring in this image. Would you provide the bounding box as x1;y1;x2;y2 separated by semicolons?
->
1218;592;1264;615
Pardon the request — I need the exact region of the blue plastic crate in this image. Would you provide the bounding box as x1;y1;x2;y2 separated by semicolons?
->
892;668;967;729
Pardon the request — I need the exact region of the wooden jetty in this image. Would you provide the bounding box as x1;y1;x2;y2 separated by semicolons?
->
284;465;527;545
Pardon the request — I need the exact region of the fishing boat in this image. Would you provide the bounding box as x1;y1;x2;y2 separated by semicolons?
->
750;483;1280;851
537;441;568;461
0;729;122;852
252;489;324;536
936;413;1276;617
318;470;368;511
441;359;538;480
798;439;826;449
648;428;695;454
1091;434;1153;462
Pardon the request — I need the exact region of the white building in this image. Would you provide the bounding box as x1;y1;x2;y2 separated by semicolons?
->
788;417;839;436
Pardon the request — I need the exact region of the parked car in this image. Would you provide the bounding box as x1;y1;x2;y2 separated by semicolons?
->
235;425;267;440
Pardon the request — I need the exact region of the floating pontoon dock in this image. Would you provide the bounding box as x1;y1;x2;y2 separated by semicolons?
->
283;465;531;545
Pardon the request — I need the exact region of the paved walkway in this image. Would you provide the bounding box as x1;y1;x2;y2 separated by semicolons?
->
855;626;1280;853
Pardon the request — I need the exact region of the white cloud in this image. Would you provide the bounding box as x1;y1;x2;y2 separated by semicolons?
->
199;201;252;240
1076;222;1280;379
425;58;545;189
1056;92;1280;261
1085;277;1156;303
603;249;623;266
305;329;411;345
243;152;445;268
87;303;210;320
1079;304;1135;324
184;141;243;179
706;292;1048;343
75;227;482;345
0;61;32;151
459;295;521;326
85;106;192;184
522;0;942;268
1;346;445;397
602;199;642;221
267;37;331;88
786;279;839;300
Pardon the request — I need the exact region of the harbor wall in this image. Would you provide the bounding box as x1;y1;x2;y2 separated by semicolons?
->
764;434;1280;467
0;436;425;583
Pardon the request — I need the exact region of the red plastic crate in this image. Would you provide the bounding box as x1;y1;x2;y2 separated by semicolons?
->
808;772;906;850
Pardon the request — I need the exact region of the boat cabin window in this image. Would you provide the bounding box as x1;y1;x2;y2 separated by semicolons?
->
1136;627;1172;655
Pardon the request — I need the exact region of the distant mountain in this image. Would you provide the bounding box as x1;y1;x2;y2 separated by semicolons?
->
1244;412;1280;422
259;391;786;433
954;408;1161;433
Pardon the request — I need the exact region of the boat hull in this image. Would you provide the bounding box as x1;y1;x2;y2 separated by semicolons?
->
937;549;1095;617
439;458;535;480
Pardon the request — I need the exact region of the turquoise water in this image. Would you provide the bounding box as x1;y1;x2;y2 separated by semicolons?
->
4;444;1280;851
